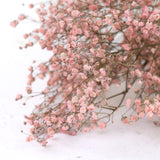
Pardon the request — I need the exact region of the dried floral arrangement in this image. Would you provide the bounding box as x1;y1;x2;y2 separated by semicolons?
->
11;0;160;146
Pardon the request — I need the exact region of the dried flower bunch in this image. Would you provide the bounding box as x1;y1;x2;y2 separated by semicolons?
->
11;0;160;146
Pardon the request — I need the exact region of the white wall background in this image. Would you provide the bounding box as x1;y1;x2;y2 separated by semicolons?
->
0;0;160;159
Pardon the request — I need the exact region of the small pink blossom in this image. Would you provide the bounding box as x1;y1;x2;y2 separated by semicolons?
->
100;68;106;77
47;127;55;136
105;0;111;6
46;120;52;126
34;120;39;128
18;14;26;21
28;4;34;8
91;124;97;130
130;115;137;122
139;22;144;27
83;127;90;133
144;100;150;105
105;17;112;25
87;87;93;94
126;98;131;107
67;115;73;123
84;65;91;71
96;19;103;26
89;5;97;11
135;69;142;77
131;1;138;7
10;20;18;28
26;136;34;142
64;0;74;5
135;99;141;106
37;73;45;79
138;112;145;118
90;91;96;97
153;14;160;21
67;102;76;112
92;112;97;120
23;34;29;39
88;104;95;112
15;94;23;101
62;125;69;131
122;44;131;51
142;6;149;18
41;140;47;146
80;106;87;114
78;113;84;121
122;117;129;124
26;86;32;94
70;130;76;136
99;122;106;129
147;111;153;119
71;10;80;17
51;116;57;123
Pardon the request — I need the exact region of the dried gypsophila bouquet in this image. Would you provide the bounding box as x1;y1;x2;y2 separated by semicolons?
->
11;0;160;146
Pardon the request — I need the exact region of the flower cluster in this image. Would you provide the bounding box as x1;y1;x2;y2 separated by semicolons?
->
11;0;160;146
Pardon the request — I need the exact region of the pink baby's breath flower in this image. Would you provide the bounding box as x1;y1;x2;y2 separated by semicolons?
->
154;14;160;21
138;22;144;27
44;116;50;122
38;73;45;79
64;0;74;5
100;68;106;77
87;87;93;94
89;5;97;11
90;91;96;97
142;6;149;18
106;0;111;6
138;112;145;118
130;115;137;122
135;99;141;106
83;65;91;71
47;127;55;136
142;29;148;38
71;10;80;17
67;115;73;123
34;120;39;128
147;111;153;119
91;124;97;130
70;130;76;136
46;120;52;126
26;136;34;142
133;20;138;26
92;112;97;120
28;4;34;8
51;116;57;123
83;127;90;133
131;1;138;7
41;140;47;146
18;14;26;21
126;98;131;108
99;122;106;129
122;117;129;124
96;19;103;26
15;94;23;101
80;106;87;114
88;104;95;111
78;113;84;121
135;69;142;77
144;100;150;105
122;44;131;51
10;20;18;28
106;17;112;25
